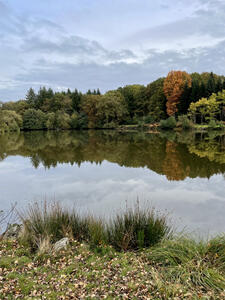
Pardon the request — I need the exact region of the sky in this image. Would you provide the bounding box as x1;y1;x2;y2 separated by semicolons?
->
1;0;225;101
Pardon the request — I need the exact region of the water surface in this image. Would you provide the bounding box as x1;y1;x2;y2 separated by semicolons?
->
0;130;225;236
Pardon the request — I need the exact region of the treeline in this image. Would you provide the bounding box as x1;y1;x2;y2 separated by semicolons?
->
0;71;225;133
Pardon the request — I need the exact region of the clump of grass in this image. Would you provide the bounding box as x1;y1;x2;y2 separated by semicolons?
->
107;207;172;251
147;236;225;292
147;237;206;266
20;201;171;252
207;236;225;272
20;202;89;251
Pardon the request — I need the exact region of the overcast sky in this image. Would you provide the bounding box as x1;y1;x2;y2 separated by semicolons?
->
1;0;225;101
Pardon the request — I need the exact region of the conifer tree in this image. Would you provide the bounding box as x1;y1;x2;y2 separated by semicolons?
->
26;88;36;107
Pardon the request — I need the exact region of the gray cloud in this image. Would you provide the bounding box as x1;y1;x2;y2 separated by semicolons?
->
0;0;225;100
0;39;221;101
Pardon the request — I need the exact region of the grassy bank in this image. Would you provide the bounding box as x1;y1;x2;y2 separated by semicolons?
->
1;236;225;299
1;203;225;299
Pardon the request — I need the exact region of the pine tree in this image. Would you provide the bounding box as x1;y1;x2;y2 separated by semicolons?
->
26;88;36;107
178;82;191;115
206;72;216;97
215;79;223;93
72;89;82;112
97;88;101;95
223;80;225;90
199;82;206;99
190;81;199;103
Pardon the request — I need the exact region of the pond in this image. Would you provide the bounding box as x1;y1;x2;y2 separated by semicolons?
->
0;130;225;236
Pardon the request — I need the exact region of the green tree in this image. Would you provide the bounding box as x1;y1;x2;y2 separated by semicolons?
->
0;110;22;134
96;91;128;128
177;82;192;115
118;84;147;118
206;72;216;97
25;88;36;107
146;78;167;121
80;94;102;128
71;89;82;112
23;109;47;130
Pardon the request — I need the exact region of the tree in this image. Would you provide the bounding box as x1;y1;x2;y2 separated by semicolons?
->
41;94;72;114
23;109;47;130
188;92;224;124
71;89;82;112
146;78;167;121
96;91;128;127
81;94;102;128
177;82;192;115
0;110;22;134
118;84;147;118
206;72;216;97
164;71;192;116
35;87;54;109
25;88;36;107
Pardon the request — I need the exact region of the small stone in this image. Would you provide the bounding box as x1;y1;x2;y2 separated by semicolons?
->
3;224;22;240
53;237;69;252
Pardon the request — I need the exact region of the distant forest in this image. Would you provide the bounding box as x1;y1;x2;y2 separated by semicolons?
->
1;71;225;133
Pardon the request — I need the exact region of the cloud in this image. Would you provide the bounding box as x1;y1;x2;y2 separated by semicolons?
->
0;0;225;100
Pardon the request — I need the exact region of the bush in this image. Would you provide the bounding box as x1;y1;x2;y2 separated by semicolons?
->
159;116;177;129
143;115;154;124
208;119;218;129
177;115;193;130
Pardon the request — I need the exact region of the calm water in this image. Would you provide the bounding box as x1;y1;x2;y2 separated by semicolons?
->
0;130;225;236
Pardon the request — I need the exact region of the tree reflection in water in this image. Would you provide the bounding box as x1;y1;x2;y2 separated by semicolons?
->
0;130;225;181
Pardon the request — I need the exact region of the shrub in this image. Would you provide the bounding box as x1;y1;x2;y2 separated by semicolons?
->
208;119;218;129
143;115;154;124
177;115;193;130
159;116;177;129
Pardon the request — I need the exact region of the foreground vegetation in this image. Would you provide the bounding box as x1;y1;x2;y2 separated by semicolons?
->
1;203;225;298
1;71;225;133
1;237;225;299
19;202;171;252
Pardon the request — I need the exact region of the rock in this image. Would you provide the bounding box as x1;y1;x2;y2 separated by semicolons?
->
3;224;22;240
53;237;69;252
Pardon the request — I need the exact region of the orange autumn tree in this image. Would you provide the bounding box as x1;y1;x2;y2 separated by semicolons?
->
163;71;192;116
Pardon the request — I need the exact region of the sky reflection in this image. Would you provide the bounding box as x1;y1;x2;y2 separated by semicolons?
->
1;156;225;237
